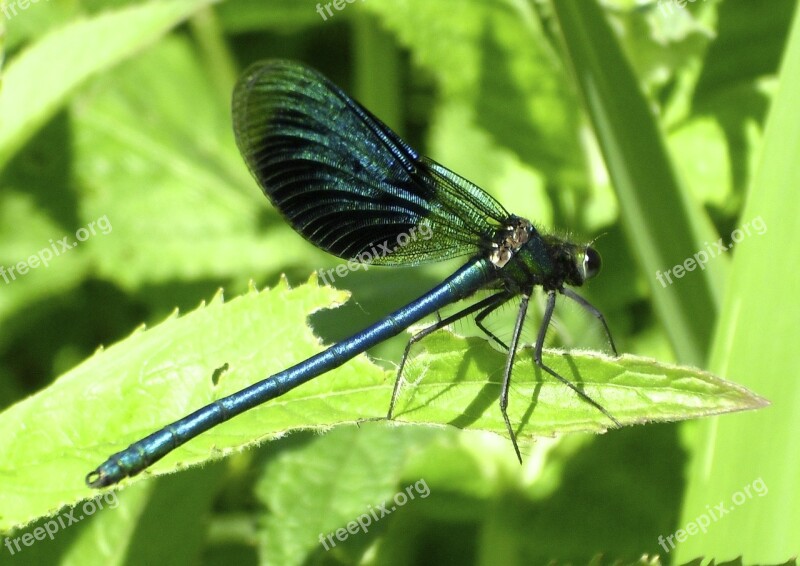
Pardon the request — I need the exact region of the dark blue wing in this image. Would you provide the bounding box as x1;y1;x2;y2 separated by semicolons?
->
232;60;509;265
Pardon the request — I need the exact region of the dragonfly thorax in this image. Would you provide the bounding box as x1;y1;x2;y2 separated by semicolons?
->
491;224;604;293
489;216;533;268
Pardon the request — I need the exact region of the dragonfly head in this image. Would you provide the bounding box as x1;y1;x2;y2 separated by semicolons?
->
581;246;603;281
564;244;602;287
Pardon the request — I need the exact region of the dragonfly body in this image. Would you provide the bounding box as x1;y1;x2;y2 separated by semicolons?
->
87;259;492;487
87;61;617;488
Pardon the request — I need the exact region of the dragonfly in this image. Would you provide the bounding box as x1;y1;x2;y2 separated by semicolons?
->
86;60;618;488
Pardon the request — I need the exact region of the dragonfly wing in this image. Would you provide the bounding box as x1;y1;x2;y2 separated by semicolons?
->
232;60;509;266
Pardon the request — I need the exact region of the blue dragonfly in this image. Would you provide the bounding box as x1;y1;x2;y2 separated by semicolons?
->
86;60;618;488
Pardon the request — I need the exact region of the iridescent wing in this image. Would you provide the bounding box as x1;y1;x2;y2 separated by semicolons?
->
232;60;509;266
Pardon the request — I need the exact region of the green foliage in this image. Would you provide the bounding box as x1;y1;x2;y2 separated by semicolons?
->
676;1;800;561
0;277;763;532
0;0;795;564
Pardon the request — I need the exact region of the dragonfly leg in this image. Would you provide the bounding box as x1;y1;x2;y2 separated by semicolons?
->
475;297;511;350
534;290;621;428
387;291;510;420
559;287;618;356
500;289;532;464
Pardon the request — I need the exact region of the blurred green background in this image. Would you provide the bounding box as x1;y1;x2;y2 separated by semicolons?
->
0;0;798;564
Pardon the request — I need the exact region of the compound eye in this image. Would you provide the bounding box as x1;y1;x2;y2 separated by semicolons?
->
583;247;602;280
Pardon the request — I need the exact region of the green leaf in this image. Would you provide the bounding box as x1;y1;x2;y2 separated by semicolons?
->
256;424;437;566
552;0;726;365
0;278;358;530
216;0;322;33
676;2;800;561
0;278;764;531
0;0;214;169
70;37;319;290
0;481;154;566
0;189;90;321
391;330;766;438
366;0;584;183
